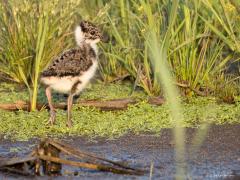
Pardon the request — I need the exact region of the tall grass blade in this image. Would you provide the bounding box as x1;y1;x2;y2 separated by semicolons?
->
31;15;49;111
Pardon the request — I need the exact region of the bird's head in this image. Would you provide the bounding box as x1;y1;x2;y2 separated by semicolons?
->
75;20;107;46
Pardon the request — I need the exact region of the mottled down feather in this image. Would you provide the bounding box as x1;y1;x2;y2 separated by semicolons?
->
41;44;96;77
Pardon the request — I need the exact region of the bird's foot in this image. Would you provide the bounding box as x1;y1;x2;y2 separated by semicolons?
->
48;110;56;125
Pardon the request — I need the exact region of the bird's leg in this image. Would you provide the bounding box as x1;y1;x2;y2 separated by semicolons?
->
67;80;80;127
67;93;74;127
46;86;56;125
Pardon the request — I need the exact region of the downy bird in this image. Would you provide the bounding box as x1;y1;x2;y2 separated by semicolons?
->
41;21;107;127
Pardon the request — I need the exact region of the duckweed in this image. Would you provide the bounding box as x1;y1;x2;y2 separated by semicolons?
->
0;82;239;140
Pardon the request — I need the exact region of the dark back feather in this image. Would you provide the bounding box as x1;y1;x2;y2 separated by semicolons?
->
41;44;96;77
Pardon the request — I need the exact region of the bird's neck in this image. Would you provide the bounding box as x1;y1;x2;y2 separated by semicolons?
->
75;26;84;46
74;26;98;55
89;43;98;55
78;42;98;58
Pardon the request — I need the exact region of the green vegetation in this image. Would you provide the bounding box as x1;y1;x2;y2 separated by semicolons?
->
0;0;240;101
0;1;240;178
99;0;240;96
0;0;80;110
0;83;239;140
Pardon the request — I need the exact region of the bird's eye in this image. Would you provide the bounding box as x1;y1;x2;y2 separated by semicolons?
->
90;31;95;35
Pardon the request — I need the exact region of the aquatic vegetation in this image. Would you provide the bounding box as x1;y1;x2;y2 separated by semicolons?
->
0;83;239;140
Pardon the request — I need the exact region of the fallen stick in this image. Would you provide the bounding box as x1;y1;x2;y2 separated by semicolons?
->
38;154;144;175
0;139;146;176
108;74;131;83
42;139;145;175
78;98;137;110
0;98;137;111
0;156;36;167
0;156;36;176
48;139;139;171
0;167;34;176
148;96;165;105
175;82;206;96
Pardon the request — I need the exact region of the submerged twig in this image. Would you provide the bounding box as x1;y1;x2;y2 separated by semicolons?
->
48;139;140;171
38;154;144;175
0;156;36;167
0;167;33;176
0;138;146;177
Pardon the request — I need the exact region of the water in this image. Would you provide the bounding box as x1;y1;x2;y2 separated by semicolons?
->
0;125;240;179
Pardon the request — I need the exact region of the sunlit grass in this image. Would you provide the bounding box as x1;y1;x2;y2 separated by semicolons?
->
99;0;240;96
0;0;82;110
200;0;240;52
0;0;239;97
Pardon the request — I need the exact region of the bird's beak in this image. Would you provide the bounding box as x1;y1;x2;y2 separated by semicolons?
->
101;32;110;43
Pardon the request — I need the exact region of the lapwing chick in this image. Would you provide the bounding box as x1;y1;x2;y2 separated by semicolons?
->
40;21;106;127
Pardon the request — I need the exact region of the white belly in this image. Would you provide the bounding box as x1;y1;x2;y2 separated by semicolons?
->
41;61;98;94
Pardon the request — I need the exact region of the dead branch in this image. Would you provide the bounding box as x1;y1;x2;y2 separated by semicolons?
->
0;156;36;176
78;98;136;110
175;82;206;97
0;167;34;176
148;96;165;105
48;139;138;171
0;156;36;167
0;138;146;177
108;74;131;83
38;154;144;175
0;98;137;111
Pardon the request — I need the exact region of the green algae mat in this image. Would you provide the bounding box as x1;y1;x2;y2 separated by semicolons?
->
0;82;239;140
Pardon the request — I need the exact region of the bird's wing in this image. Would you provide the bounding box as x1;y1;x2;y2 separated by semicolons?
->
41;47;96;77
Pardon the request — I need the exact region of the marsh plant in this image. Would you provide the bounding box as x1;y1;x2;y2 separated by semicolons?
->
0;0;240;179
0;0;80;110
99;0;240;96
0;0;239;101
